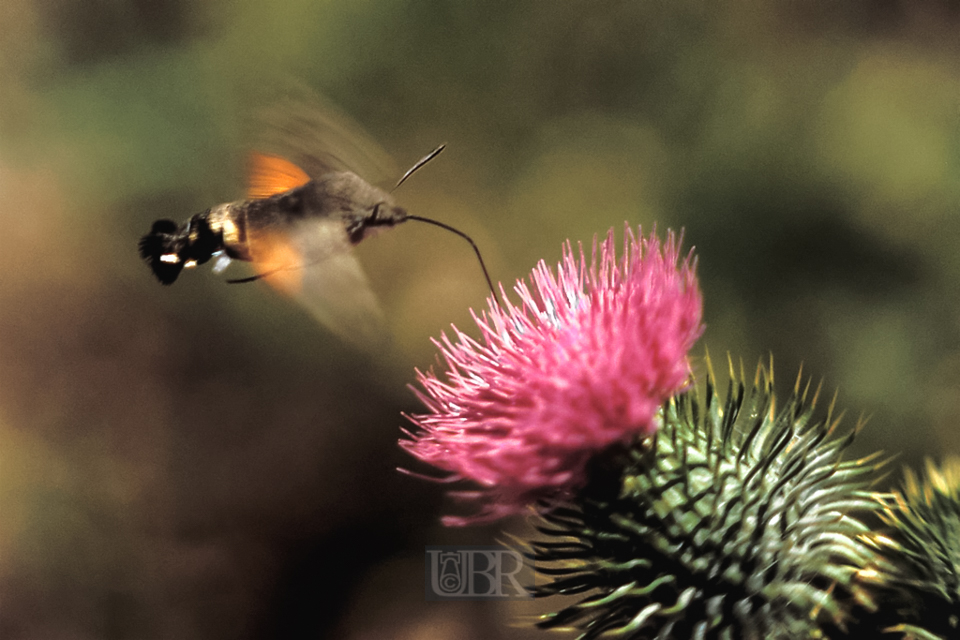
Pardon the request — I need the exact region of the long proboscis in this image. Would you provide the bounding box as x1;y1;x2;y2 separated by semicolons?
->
393;144;501;307
405;214;501;308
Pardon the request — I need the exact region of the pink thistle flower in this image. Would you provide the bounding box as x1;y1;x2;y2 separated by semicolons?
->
400;224;704;525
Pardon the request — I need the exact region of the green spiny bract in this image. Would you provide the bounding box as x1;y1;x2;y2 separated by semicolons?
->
872;458;960;640
530;361;887;640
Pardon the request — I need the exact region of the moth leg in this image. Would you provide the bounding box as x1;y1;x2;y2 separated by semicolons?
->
226;274;264;284
225;263;291;284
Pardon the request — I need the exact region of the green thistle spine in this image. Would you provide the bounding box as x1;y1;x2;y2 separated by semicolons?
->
531;361;890;639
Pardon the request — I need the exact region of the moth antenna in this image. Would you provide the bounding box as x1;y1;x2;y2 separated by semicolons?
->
393;144;446;192
405;215;500;308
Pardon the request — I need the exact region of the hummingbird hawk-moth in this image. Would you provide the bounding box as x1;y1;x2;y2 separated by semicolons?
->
138;93;495;348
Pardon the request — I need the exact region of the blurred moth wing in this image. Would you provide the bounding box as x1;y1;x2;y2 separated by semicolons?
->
280;230;386;352
247;83;397;187
236;151;390;350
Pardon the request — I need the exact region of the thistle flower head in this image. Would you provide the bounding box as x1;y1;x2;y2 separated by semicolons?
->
874;458;960;639
400;225;703;525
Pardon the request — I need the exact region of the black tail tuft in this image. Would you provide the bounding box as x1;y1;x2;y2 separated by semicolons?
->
139;219;183;285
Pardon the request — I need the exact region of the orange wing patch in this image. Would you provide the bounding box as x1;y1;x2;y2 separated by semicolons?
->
252;232;305;296
247;153;311;199
239;228;305;296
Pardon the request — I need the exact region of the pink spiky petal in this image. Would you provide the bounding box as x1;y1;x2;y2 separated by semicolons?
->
400;224;704;525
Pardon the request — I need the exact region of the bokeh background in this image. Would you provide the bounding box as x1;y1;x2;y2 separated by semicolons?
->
2;1;960;638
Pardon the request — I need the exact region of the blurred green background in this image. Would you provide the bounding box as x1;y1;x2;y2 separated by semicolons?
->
2;1;960;638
